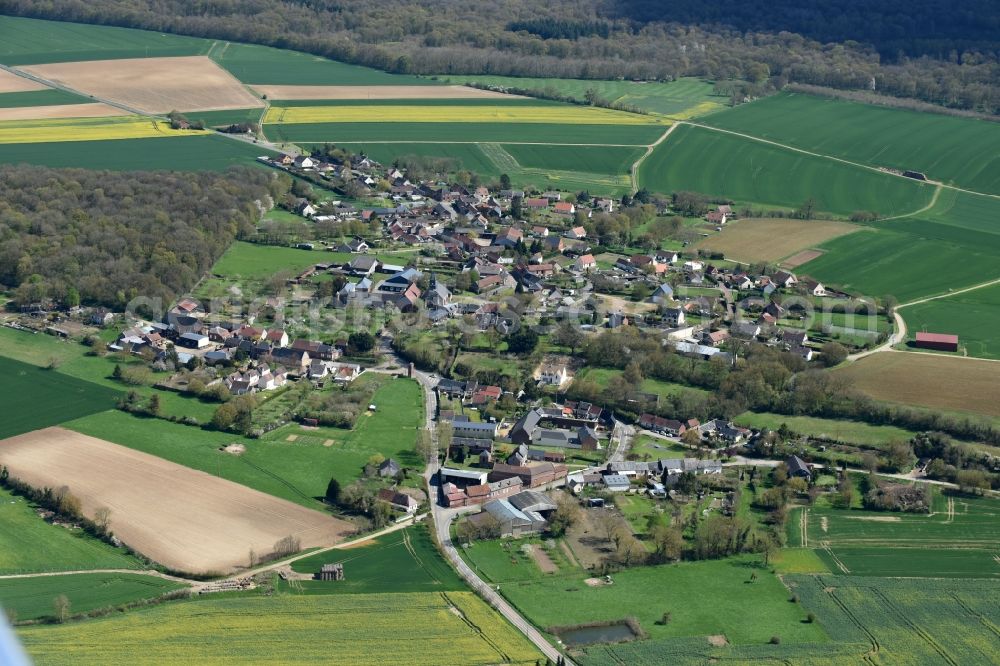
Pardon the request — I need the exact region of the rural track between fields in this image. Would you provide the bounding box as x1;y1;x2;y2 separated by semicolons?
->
630;122;679;194
848;275;1000;361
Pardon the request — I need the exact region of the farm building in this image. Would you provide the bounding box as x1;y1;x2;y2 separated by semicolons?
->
914;332;959;352
318;563;344;581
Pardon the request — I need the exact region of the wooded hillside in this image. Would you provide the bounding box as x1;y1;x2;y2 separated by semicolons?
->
0;166;286;308
1;0;997;113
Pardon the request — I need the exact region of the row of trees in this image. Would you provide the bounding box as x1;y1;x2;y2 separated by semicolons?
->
3;0;999;113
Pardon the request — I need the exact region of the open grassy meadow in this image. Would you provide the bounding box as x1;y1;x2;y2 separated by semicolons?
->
0;327;219;425
0;356;121;440
733;412;917;449
579;576;1000;665
902;282;1000;359
797;218;1000;302
211;42;434;85
0;487;141;575
834;353;1000;419
65;376;424;507
502;143;645;174
0;135;270;170
704;92;1000;196
210;240;415;280
17;591;542;665
0;15;210;65
789;492;1000;578
289;525;464;594
638;124;935;217
0;573;185;622
440;75;725;117
463;546;827;645
693;218;861;264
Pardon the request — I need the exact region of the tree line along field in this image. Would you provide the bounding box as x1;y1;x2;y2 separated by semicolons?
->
0;573;185;622
64;375;424;509
439;75;725;117
579;576;1000;665
0;487;142;575
902;282;1000;359
638;124;934;217
703;92;1000;196
0;356;121;440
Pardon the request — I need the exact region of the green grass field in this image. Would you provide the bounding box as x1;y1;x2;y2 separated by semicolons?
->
502;143;645;174
0;573;184;622
0;327;219;425
580;575;1000;665
440;76;724;117
798;221;1000;302
17;591;542;665
289;525;464;594
464;547;827;645
267;121;665;145
66;376;424;506
733;412;917;448
902;282;1000;359
179;108;264;127
789;493;1000;578
0;135;270;170
211;42;433;85
0;487;142;575
638;124;935;217
0;356;121;440
576;367;709;399
0;89;89;108
704;92;1000;196
0;15;210;65
210;241;415;279
337;142;502;177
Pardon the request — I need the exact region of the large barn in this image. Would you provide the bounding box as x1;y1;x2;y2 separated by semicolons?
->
914;332;959;352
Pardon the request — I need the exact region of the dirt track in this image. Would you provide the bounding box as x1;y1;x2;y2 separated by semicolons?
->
0;103;128;121
0;427;351;574
22;56;264;114
250;84;513;100
0;69;45;93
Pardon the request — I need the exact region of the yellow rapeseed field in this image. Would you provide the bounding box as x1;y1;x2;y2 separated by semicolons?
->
264;104;665;125
0;116;210;144
18;592;542;665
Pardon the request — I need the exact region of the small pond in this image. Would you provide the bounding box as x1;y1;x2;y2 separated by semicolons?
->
557;622;638;646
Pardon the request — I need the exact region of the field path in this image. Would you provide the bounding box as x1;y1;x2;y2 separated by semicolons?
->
630;123;678;193
880;183;943;221
849;275;1000;361
685;120;1000;201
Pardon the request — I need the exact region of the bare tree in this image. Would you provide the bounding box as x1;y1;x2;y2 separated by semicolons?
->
272;535;301;558
53;594;71;623
94;507;112;534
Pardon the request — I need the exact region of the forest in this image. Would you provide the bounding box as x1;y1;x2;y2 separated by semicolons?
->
0;166;287;309
0;0;998;114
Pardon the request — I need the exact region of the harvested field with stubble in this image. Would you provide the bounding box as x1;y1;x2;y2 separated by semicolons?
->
836;352;1000;418
251;84;513;100
22;56;263;113
0;428;351;573
0;69;45;92
693;218;861;263
0;103;128;121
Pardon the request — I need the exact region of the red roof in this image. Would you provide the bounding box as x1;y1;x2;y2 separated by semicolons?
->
916;332;958;344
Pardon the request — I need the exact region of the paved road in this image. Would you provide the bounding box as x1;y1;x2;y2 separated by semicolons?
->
372;342;571;663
